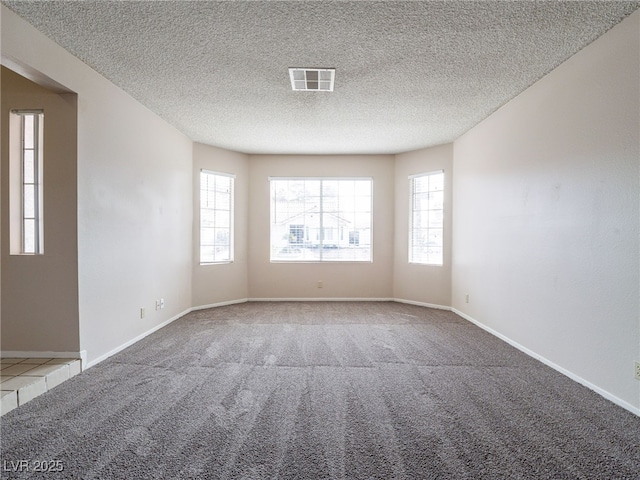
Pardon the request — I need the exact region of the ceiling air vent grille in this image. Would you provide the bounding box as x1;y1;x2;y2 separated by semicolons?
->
289;68;335;91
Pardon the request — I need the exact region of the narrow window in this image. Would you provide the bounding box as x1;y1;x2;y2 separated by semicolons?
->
10;110;44;255
200;170;234;264
270;178;372;262
409;171;444;265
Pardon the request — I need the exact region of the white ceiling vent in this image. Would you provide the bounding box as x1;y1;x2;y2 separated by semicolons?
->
289;68;335;91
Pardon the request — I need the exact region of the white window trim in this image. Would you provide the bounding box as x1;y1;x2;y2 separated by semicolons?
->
10;110;44;255
200;169;235;265
269;177;374;263
408;170;444;266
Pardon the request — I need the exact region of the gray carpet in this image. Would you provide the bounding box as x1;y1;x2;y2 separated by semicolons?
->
1;301;639;479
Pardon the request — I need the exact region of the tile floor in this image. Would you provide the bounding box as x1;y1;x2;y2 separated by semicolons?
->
0;357;82;416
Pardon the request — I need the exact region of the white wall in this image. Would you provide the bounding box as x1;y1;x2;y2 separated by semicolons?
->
394;144;452;308
248;155;395;299
2;6;194;365
192;143;249;307
452;11;640;411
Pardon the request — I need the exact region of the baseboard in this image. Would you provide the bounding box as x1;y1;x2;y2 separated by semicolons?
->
84;309;191;370
248;297;395;302
247;298;449;309
191;298;249;311
393;298;451;310
451;308;640;417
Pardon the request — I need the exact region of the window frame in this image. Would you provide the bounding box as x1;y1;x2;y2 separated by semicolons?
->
408;170;444;266
199;169;235;265
10;110;44;255
269;177;373;263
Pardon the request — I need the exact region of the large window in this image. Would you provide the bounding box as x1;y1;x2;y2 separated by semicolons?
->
10;110;44;255
270;178;372;262
409;171;444;265
200;170;234;264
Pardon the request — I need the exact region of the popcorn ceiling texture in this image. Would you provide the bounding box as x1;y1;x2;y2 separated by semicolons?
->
3;1;639;154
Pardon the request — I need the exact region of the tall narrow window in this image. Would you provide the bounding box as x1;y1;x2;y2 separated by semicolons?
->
200;170;234;264
10;110;44;254
409;171;444;265
270;178;372;262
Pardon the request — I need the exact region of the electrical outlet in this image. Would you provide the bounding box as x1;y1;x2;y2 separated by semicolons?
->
634;361;640;380
160;298;165;309
465;294;470;304
317;280;323;289
155;300;160;311
140;307;145;319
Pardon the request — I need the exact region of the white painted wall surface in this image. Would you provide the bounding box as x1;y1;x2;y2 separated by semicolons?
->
394;144;453;308
2;6;194;365
248;155;395;300
452;11;640;411
192;143;249;307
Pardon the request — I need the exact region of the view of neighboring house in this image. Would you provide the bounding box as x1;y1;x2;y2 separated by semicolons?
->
270;178;372;262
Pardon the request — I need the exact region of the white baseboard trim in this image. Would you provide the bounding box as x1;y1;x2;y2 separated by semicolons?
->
451;308;640;417
247;298;450;308
248;297;395;302
191;298;249;311
79;350;87;370
393;298;451;311
84;308;191;370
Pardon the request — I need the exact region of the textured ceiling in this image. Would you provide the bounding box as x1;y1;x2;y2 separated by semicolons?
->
2;1;639;154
